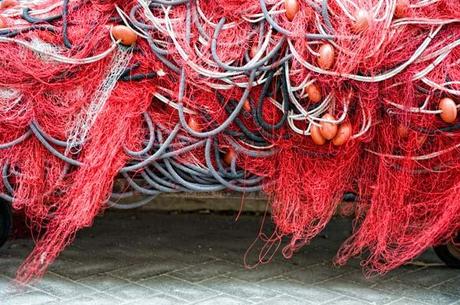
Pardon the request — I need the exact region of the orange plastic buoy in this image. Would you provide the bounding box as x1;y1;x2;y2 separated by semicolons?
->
318;44;335;70
394;0;409;18
223;149;236;165
243;100;251;112
397;124;409;139
352;9;371;33
285;0;299;22
111;25;138;46
310;124;326;145
439;97;457;124
0;0;17;9
188;117;201;132
319;113;338;140
332;122;352;146
307;83;322;103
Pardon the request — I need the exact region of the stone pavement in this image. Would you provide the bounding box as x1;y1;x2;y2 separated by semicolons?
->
0;211;459;305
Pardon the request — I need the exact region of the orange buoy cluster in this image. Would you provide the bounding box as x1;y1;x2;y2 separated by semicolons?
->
311;114;351;146
283;3;337;72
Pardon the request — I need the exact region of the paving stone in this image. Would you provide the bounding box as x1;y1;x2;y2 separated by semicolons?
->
29;272;97;300
259;277;341;304
0;239;34;251
109;257;189;281
138;274;217;303
191;295;248;305
431;277;460;296
285;263;351;284
123;293;187;305
78;245;163;264
0;274;38;297
105;282;159;301
2;291;57;305
152;248;215;265
48;256;127;281
169;260;237;282
203;248;249;264
387;298;431;305
45;292;120;305
76;273;131;292
374;281;459;305
318;278;399;305
1;212;457;305
227;260;298;282
322;296;372;305
338;265;420;287
0;255;26;278
257;295;315;305
200;275;279;303
395;267;460;288
288;247;330;267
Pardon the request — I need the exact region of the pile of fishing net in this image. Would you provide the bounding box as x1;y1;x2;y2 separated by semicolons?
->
0;0;459;283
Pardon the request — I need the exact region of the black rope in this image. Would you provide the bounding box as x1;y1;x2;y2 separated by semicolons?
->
62;0;72;48
22;7;62;24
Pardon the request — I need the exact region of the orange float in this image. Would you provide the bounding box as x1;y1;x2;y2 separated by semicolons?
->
318;44;335;70
111;25;138;46
332;123;352;146
311;125;326;145
352;9;371;33
285;0;299;22
307;84;322;103
439;97;457;124
319;114;338;140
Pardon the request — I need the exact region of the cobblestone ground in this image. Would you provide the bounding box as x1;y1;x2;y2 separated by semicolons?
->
0;211;459;305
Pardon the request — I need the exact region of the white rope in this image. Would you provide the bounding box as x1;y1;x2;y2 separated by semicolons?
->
66;47;133;154
0;36;118;64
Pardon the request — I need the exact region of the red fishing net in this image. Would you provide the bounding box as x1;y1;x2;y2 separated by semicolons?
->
0;0;459;283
